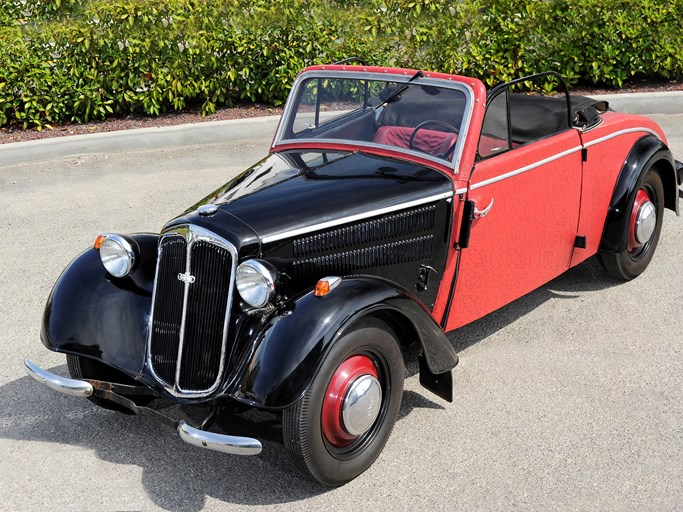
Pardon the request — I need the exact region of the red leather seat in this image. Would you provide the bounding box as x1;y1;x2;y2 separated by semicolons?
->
374;126;457;158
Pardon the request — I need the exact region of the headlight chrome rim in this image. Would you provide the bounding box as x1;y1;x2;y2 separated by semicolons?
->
99;234;136;278
236;259;278;308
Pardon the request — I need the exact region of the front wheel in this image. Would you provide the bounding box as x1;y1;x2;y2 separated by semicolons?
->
282;318;404;486
598;167;664;280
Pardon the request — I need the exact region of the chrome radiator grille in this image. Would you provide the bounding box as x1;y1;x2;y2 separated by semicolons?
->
148;225;237;397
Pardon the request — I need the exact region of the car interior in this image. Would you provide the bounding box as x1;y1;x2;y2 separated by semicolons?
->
285;79;467;161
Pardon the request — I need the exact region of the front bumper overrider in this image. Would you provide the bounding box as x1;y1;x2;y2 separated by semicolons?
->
23;358;262;456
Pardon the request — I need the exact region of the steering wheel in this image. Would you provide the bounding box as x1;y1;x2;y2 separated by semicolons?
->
408;120;459;158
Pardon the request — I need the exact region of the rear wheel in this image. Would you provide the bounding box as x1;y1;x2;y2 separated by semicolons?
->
598;168;664;280
282;318;404;486
67;355;143;413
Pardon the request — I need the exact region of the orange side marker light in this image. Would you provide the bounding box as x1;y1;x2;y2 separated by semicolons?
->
93;235;107;250
314;276;341;297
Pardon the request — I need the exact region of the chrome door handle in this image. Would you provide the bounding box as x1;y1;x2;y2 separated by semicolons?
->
473;198;494;218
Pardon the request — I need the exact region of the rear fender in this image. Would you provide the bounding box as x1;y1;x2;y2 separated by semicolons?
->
600;136;677;253
225;276;458;410
40;234;158;376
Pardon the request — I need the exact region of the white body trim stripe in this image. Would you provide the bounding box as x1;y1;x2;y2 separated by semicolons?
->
583;127;661;148
468;127;661;191
470;146;583;190
261;191;454;244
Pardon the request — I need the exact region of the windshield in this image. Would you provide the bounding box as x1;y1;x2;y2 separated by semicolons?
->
277;74;468;164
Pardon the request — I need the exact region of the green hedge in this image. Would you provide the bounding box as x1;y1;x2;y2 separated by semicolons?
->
1;0;682;130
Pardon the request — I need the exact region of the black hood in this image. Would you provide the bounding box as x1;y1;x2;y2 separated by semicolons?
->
168;150;453;249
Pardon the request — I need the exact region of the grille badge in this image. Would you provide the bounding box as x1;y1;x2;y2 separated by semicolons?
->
177;272;196;284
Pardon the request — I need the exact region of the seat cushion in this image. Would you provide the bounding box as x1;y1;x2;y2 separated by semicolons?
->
374;126;457;158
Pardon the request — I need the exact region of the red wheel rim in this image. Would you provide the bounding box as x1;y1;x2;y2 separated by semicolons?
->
628;189;653;253
321;355;379;448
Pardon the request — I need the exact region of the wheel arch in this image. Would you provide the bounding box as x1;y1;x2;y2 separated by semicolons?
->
225;276;458;410
41;233;158;377
599;135;677;254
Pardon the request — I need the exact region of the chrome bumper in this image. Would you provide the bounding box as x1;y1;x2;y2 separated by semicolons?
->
177;420;261;455
24;358;93;397
23;358;262;456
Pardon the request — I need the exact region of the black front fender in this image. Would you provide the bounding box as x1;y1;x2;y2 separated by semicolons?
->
225;276;458;410
41;234;158;377
600;135;677;253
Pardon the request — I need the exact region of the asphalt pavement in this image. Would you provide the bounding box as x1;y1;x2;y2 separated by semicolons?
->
0;98;682;511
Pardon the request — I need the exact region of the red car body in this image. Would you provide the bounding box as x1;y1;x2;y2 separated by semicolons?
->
274;65;679;332
25;64;682;487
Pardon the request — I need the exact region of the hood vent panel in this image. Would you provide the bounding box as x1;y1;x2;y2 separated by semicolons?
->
292;205;436;258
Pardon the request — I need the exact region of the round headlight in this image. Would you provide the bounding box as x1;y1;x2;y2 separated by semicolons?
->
236;259;277;308
99;234;136;278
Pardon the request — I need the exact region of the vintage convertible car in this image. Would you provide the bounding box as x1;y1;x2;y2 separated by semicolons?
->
25;65;682;486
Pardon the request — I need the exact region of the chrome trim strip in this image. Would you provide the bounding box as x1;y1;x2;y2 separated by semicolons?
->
146;225;239;399
274;69;475;174
470;145;583;190
177;420;262;456
583;127;662;148
24;358;93;397
468;127;662;191
261;191;453;244
453;82;474;173
454;187;468;195
173;230;194;392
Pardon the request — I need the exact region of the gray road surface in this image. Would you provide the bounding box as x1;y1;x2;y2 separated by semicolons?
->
1;116;682;511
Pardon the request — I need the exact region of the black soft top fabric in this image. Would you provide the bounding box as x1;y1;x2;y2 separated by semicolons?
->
507;93;608;143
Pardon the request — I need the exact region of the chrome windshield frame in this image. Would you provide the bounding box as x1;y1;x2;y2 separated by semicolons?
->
273;70;475;174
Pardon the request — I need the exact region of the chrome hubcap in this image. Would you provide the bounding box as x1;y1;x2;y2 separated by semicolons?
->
341;374;382;436
635;201;656;244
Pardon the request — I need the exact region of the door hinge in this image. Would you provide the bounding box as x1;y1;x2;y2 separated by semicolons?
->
574;235;587;249
581;148;588;162
416;265;436;291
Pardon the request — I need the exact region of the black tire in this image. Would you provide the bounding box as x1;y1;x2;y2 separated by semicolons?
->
598;168;664;281
282;318;404;487
67;354;141;414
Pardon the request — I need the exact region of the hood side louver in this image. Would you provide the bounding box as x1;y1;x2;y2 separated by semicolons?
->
291;205;436;278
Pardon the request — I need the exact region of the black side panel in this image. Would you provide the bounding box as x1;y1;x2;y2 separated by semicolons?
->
263;199;451;309
41;234;158;377
600;136;676;253
224;277;458;410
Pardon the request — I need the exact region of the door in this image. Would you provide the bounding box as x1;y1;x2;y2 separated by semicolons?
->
444;76;583;331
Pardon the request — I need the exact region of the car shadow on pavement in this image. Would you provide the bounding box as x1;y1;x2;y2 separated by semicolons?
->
446;255;617;354
1;366;447;510
1;369;325;510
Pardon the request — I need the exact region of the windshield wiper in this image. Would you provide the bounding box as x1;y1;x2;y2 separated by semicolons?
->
374;70;424;109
